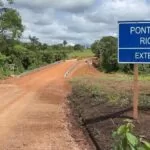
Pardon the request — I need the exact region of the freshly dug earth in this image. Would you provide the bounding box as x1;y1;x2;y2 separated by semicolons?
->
85;110;150;150
69;61;150;150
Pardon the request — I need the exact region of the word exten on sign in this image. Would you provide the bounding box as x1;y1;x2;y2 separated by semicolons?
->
118;21;150;63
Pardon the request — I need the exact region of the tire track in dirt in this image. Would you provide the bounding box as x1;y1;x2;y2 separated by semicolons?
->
0;91;27;114
0;60;90;150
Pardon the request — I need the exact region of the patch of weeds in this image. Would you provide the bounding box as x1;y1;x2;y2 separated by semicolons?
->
69;76;150;112
70;78;102;103
139;94;150;108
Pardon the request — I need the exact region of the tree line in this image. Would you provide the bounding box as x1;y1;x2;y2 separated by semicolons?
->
0;0;85;78
91;36;150;74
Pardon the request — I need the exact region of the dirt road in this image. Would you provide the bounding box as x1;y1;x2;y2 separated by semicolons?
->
0;60;86;150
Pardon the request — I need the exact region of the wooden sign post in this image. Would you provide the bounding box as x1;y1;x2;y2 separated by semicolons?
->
133;64;139;120
119;21;150;120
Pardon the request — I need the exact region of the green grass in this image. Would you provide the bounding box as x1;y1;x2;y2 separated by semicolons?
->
69;73;150;150
68;49;94;59
98;72;150;82
139;74;150;81
70;73;150;108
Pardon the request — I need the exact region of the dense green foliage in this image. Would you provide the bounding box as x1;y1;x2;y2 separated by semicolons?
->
0;5;67;77
69;75;150;149
70;76;150;113
0;37;70;77
68;49;94;59
0;1;88;78
91;36;150;73
74;44;84;51
113;120;150;150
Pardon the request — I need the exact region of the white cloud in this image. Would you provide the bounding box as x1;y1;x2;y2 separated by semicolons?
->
15;0;95;12
87;0;150;24
14;0;150;45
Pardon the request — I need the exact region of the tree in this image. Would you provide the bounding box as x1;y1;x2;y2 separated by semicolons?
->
91;40;102;57
0;0;24;57
0;0;24;40
0;0;13;6
100;36;118;72
63;40;67;47
0;9;24;39
0;52;7;65
29;36;39;46
42;43;48;50
92;36;150;73
91;36;118;72
52;44;63;50
74;44;84;51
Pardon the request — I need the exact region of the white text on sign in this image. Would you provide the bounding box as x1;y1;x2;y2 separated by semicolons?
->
130;26;150;45
135;52;150;59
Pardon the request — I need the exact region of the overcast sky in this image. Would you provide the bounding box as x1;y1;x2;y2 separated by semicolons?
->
11;0;150;45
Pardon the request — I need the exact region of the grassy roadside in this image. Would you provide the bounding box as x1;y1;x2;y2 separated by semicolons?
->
70;75;150;108
0;61;62;79
0;50;94;79
97;72;150;81
68;72;150;121
68;73;150;149
68;49;94;60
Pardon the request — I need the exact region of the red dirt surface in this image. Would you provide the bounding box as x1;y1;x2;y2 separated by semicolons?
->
69;59;100;78
0;60;90;150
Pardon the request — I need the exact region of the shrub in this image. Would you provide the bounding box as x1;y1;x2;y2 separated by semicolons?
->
112;120;150;150
91;36;150;74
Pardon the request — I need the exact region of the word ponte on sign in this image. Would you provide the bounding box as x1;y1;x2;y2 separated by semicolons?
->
130;26;150;45
130;26;150;34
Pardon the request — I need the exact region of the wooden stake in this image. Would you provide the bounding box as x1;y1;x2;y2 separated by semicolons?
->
133;64;139;120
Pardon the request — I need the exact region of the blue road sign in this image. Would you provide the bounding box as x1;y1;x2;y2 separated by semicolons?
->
118;21;150;64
